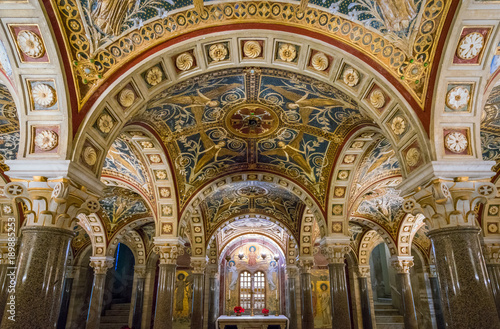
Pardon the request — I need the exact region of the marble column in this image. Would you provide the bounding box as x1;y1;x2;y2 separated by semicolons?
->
487;264;500;318
207;266;219;329
56;266;76;329
86;256;114;329
298;258;314;329
428;266;445;329
190;258;207;329
153;244;179;329
0;256;10;318
321;239;351;329
428;227;500;328
286;266;298;329
391;257;418;329
132;266;147;329
357;266;373;329
1;226;73;328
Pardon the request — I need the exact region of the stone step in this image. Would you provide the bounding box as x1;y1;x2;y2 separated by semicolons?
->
375;309;401;316
376;315;404;324
374;303;395;309
111;303;131;310
104;309;130;316
100;315;129;323
376;324;405;329
99;323;129;329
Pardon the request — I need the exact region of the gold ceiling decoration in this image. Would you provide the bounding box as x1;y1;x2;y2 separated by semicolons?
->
53;0;452;111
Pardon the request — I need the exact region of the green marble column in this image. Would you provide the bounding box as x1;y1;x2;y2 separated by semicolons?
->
85;257;114;329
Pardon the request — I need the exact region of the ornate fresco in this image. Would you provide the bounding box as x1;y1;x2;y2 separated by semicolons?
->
199;181;305;238
102;134;153;199
481;84;500;168
52;0;453;113
351;137;401;200
140;67;369;209
98;186;151;235
0;84;19;164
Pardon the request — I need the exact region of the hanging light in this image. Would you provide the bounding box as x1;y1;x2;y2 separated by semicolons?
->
261;236;267;260
274;254;279;262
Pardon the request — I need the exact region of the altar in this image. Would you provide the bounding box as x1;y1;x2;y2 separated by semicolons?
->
216;315;289;329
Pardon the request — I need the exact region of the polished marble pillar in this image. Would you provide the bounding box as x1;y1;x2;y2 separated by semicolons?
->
1;226;73;328
0;259;10;318
207;266;219;329
286;266;298;329
428;266;445;329
190;259;206;329
428;226;500;328
154;263;177;329
321;239;351;329
357;266;373;329
86;256;114;329
56;266;76;329
298;258;314;329
391;257;418;329
488;264;500;318
132;267;147;329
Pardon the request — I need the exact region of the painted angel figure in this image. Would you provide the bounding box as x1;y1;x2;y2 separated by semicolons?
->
374;0;418;31
90;0;135;36
267;261;278;290
227;260;238;290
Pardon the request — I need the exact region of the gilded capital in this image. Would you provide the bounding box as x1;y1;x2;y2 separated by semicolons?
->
90;256;114;275
484;244;500;265
321;243;350;264
297;257;314;273
155;244;179;265
403;178;496;230
286;266;299;278
357;266;370;278
391;256;414;274
3;178;100;230
191;257;208;274
134;265;147;278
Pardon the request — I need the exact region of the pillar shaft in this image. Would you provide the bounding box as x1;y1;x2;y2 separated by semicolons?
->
132;277;146;329
300;271;314;328
396;272;419;329
0;263;10;317
207;275;219;329
429;276;445;329
358;276;373;329
429;226;500;329
56;277;73;329
287;276;298;329
86;273;108;328
190;273;205;329
154;264;177;329
327;263;350;329
1;226;72;328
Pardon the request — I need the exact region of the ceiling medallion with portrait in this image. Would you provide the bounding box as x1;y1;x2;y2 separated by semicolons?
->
236;185;269;198
225;103;279;138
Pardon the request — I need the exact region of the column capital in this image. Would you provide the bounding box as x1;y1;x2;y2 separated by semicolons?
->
423;265;437;278
390;256;414;274
191;257;208;274
206;264;218;278
484;244;500;265
154;238;181;265
402;177;496;230
320;236;350;264
65;265;79;278
134;265;147;278
357;266;370;278
297;257;314;273
286;265;299;278
3;177;100;230
89;256;114;275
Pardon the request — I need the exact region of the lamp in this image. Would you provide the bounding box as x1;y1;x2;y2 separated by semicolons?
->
238;237;244;260
260;236;267;260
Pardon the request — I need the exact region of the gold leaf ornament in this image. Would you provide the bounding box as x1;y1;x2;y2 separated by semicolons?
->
209;43;228;62
311;52;329;71
83;146;97;166
17;30;45;58
97;114;114;133
405;148;420;167
146;67;163;86
343;68;360;87
34;130;58;151
243;41;262;58
176;52;194;71
278;43;297;62
369;89;386;109
118;89;135;107
32;83;56;107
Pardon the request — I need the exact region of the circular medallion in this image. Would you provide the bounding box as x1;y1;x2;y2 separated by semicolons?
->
17;30;45;58
488;223;498;234
34;130;58;151
446;86;470;111
370;89;386;109
243;41;262;58
83;146;97;166
444;132;468;153
237;185;268;197
343;68;360;87
225;104;278;138
457;32;484;60
278;43;297;62
209;43;228;62
118;89;135;107
311;52;329;71
32;83;56;107
146;67;163;86
489;205;499;216
391;116;406;135
405;148;421;167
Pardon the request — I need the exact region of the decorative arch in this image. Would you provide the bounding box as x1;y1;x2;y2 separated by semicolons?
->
357;229;384;267
350;217;397;258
